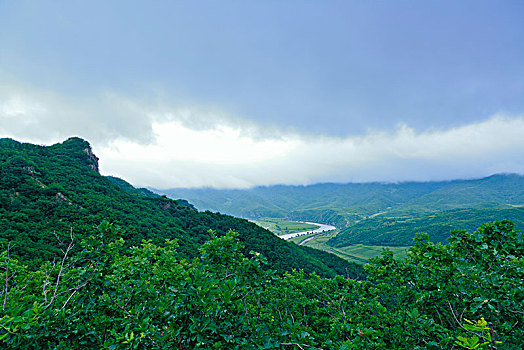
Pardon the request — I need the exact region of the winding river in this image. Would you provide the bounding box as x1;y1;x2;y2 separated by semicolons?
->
279;222;336;240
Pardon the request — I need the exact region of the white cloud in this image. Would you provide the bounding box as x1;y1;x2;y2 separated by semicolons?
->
97;115;524;188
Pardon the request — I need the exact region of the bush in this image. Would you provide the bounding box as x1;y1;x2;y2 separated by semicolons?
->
0;220;522;349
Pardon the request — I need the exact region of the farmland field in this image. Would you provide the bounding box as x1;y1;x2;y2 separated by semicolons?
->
252;218;320;236
291;231;409;264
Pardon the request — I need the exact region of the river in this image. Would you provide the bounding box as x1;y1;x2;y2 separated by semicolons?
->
279;222;336;240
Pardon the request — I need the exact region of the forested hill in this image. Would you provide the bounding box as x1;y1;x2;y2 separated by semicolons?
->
157;174;524;246
0;137;361;278
156;175;524;224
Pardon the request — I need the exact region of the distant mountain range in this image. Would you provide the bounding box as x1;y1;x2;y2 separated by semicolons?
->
155;174;524;246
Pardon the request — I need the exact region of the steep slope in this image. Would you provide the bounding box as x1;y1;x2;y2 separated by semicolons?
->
0;137;361;278
389;174;524;214
106;175;161;198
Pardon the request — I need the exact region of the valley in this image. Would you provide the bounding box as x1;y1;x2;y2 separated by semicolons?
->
3;2;524;347
157;174;524;264
250;217;320;236
257;217;410;264
291;230;410;264
1;137;522;348
251;217;331;242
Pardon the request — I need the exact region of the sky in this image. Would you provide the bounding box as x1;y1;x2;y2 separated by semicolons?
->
1;0;523;188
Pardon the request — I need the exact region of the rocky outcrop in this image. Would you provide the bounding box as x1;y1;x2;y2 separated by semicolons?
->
23;166;35;176
83;147;100;173
55;192;73;205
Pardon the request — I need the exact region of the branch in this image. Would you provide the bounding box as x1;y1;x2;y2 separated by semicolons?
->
45;229;75;310
508;309;524;315
100;295;131;315
55;280;89;316
281;343;323;350
241;295;251;327
42;259;57;305
486;322;497;350
2;242;11;312
447;300;494;345
508;320;519;333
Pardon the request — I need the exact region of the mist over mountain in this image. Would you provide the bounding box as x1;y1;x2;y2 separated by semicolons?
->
156;174;524;246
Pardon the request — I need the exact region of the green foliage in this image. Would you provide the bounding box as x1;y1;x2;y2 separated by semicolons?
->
0;220;521;348
455;318;501;349
1;138;522;348
297;233;409;264
330;207;524;247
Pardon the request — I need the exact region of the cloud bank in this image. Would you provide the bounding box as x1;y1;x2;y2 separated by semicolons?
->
97;115;524;188
1;80;523;189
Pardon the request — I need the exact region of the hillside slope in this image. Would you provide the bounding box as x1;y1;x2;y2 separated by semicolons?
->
329;207;524;247
157;174;524;247
156;181;452;226
158;176;523;220
0;137;361;278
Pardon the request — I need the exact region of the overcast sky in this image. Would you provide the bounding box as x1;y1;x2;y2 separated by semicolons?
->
1;1;523;188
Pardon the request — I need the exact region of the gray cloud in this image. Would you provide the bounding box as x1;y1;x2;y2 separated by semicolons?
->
0;77;155;145
4;1;522;139
0;75;291;148
1;75;523;189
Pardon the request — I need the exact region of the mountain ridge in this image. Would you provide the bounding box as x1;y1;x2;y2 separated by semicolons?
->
155;173;523;219
155;173;524;246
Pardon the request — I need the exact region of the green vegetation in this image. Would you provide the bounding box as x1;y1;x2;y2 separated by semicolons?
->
0;137;361;278
157;174;524;250
106;176;161;198
330;207;524;247
158;175;524;222
322;242;407;264
0;220;522;348
253;218;319;236
288;231;322;245
291;232;409;264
